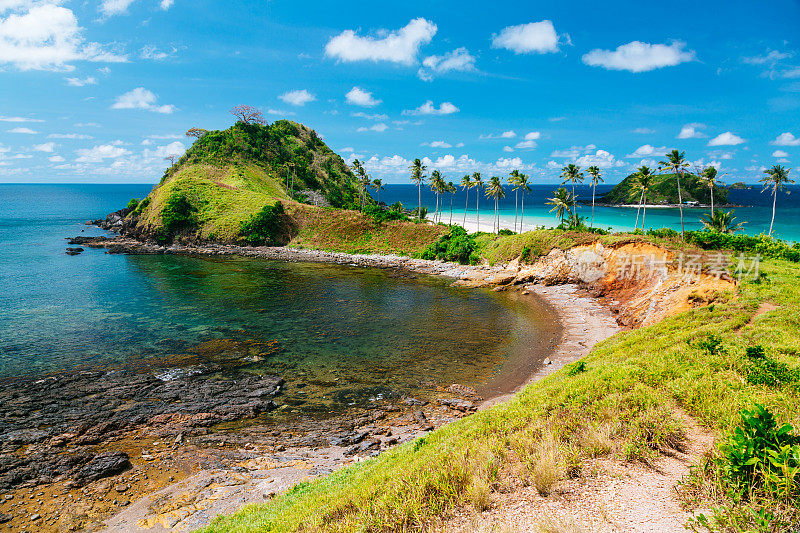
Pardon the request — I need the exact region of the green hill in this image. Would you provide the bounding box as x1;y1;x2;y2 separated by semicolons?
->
126;120;366;242
600;172;728;205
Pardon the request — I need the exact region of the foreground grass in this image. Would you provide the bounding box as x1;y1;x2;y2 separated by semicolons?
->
199;250;800;532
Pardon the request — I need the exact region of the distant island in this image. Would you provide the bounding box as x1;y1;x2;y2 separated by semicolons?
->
728;181;753;190
599;171;730;206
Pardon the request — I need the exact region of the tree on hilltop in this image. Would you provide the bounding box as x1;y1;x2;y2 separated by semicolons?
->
230;105;266;125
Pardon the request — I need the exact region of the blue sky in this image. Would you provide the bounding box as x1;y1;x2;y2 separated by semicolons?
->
2;0;800;183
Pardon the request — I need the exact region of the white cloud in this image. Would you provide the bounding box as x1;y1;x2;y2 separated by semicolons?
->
419;47;476;80
48;154;64;162
160;0;173;9
7;127;36;133
141;45;176;61
32;141;54;151
146;133;182;140
743;49;792;65
515;140;536;149
772;150;789;158
65;76;97;86
267;108;295;116
677;123;706;139
772;132;800;146
707;132;745;146
142;140;185;159
345;86;380;107
0;115;43;122
99;0;135;17
403;100;458;116
325;18;436;65
550;144;596;158
75;143;131;162
575;149;624;168
111;87;176;113
523;131;541;140
75;122;100;127
501;130;516;138
357;123;388;132
633;127;655;134
582;41;695;73
491;20;561;54
626;144;667;158
503;146;514;152
279;89;315;106
0;3;127;71
48;132;92;139
352;111;388;120
495;156;526;169
423;140;452;148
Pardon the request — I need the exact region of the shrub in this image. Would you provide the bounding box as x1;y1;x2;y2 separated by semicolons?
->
693;334;725;356
721;404;800;498
239;201;286;245
126;198;140;211
685;231;800;263
133;197;150;215
421;226;476;265
498;228;515;236
161;193;197;235
362;204;409;224
566;361;586;376
646;227;679;238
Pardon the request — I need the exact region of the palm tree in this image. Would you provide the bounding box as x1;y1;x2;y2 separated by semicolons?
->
547;187;574;225
351;159;369;210
409;158;426;221
509;169;522;232
586;166;603;228
371;178;384;204
472;172;483;232
560;164;584;199
699;166;722;216
485;176;506;234
447;181;456;225
759;165;794;236
633;166;654;230
430;170;445;222
700;209;746;234
514;174;532;233
659;150;690;239
460;174;472;227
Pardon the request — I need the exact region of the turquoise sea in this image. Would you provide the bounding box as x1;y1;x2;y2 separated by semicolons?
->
0;184;554;414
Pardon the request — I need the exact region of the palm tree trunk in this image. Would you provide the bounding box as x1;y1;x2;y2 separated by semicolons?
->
449;194;453;225
710;185;714;216
435;193;439;223
677;170;685;239
591;184;596;228
418;183;422;221
463;188;469;227
476;191;480;232
521;195;525;232
514;190;519;233
769;183;777;236
495;197;499;234
634;192;642;230
643;193;647;230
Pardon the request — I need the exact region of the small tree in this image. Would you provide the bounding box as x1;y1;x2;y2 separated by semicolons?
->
230;105;266;125
164;154;179;167
185;128;208;138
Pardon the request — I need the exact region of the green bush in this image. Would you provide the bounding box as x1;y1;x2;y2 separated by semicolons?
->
239;201;286;245
421;226;476;265
685;231;800;263
745;346;798;388
126;198;140;211
693;334;725;356
362;204;409;224
721;404;800;498
566;361;587;376
133;197;150;215
161;193;197;235
646;227;679;238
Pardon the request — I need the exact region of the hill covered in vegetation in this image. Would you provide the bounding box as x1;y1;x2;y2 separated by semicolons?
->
600;172;729;205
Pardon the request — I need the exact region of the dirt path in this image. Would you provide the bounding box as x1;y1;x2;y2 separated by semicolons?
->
444;410;715;533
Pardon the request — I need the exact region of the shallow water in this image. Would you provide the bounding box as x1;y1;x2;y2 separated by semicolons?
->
0;184;555;416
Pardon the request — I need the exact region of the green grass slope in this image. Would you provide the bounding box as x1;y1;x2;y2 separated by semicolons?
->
199;242;800;533
601;172;729;206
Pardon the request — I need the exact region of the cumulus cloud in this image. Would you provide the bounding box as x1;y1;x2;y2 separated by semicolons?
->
677;123;706;139
550;144;596;159
356;123;388;132
7;127;36;133
32;142;54;152
707;132;745;146
141;45;176;61
773;150;789;158
772;132;800;146
99;0;135;17
48;133;92;139
515;131;540;148
743;49;792;65
279;89;315;106
626;144;667;158
48;154;64;162
402;100;459;115
576;149;624;168
160;0;173;9
75;142;131;162
142;140;185;159
491;20;561;54
633;127;655;134
111;87;175;113
65;76;97;86
352;112;388;121
0;115;43;122
423;140;452;148
345;87;381;107
0;3;126;71
266;108;295;116
582;41;695;73
418;47;476;80
325;18;436;65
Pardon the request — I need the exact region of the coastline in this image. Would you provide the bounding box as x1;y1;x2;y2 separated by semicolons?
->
0;238;619;531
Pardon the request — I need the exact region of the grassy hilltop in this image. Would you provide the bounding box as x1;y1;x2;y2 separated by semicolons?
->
125;120;445;254
601;172;729;205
